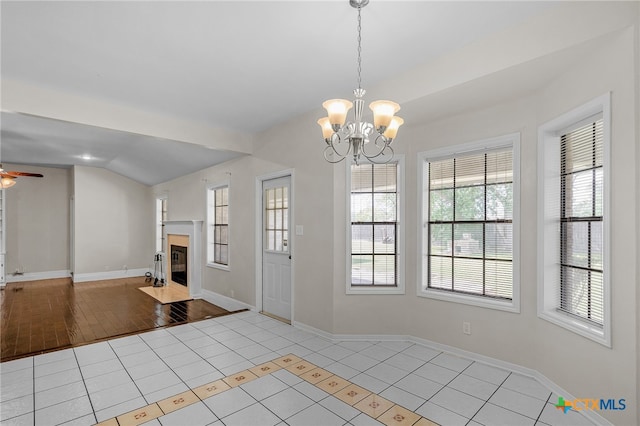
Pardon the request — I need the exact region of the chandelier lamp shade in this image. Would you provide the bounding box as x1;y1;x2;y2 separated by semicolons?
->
318;0;403;164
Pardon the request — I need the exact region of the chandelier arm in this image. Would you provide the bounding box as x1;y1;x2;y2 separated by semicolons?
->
365;144;395;164
321;129;354;163
381;144;395;164
360;132;388;159
329;129;353;158
361;142;386;160
324;145;348;163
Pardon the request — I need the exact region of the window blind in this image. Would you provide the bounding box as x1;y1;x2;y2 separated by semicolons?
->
207;186;229;265
426;148;513;300
560;119;604;325
351;163;398;286
155;198;167;253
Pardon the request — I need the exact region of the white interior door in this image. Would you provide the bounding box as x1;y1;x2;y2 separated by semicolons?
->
262;176;292;321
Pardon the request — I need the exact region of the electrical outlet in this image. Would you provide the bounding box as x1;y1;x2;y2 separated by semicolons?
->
463;321;471;335
231;290;235;298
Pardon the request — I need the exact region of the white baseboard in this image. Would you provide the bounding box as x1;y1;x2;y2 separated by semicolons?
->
290;320;610;426
292;321;342;341
72;268;148;283
6;270;71;283
201;289;255;312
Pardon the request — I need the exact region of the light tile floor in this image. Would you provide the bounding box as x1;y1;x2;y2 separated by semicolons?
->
0;311;596;426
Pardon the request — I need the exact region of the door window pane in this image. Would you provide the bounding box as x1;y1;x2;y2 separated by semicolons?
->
265;185;289;252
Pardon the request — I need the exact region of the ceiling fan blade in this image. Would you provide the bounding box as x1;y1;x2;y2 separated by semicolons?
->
3;171;44;177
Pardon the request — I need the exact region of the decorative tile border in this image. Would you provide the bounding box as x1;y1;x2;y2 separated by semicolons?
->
96;354;439;426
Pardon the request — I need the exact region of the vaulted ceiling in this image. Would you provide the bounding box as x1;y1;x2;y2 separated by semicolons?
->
1;1;553;185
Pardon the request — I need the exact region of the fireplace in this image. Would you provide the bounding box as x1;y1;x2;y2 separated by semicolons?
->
170;245;188;286
164;221;203;299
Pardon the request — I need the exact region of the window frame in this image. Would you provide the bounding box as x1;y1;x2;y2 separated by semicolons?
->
206;182;230;271
346;156;405;295
537;93;611;347
417;134;521;313
154;195;167;254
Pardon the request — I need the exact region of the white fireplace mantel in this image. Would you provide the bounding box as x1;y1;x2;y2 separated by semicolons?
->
164;220;203;299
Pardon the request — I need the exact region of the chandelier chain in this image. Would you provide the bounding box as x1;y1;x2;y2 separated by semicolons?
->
356;6;362;90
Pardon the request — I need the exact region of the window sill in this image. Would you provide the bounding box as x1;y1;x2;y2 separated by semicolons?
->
347;285;405;295
538;309;610;347
418;288;519;313
207;263;230;272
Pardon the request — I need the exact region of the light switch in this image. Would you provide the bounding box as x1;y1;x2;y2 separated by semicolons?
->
295;225;303;236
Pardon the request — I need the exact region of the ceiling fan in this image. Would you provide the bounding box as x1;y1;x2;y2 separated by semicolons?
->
0;164;43;188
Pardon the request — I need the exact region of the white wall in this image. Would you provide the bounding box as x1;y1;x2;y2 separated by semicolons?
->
535;27;637;421
635;4;640;423
73;166;153;276
328;27;637;426
152;147;337;332
153;3;639;424
153;155;284;307
328;24;637;426
4;164;70;276
635;0;640;417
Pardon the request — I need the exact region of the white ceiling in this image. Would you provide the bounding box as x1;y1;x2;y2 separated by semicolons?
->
1;112;244;186
0;1;553;185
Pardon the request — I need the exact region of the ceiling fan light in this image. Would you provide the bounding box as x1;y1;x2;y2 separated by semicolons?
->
1;176;16;188
322;99;353;129
369;100;400;132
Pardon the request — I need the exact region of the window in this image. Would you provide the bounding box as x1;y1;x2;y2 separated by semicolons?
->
207;185;229;269
155;196;167;253
538;93;610;346
347;158;404;294
264;184;289;252
560;120;604;324
418;134;520;312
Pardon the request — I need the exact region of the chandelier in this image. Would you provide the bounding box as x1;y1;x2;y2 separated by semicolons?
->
318;0;403;165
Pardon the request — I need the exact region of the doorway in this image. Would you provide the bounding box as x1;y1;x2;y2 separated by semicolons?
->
258;173;293;322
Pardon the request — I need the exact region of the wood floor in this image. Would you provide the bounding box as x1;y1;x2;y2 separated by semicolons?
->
0;276;238;362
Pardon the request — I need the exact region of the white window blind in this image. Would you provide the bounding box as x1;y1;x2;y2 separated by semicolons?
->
426;148;514;300
207;186;229;266
559;119;604;325
350;162;398;286
155;197;167;253
538;93;610;346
